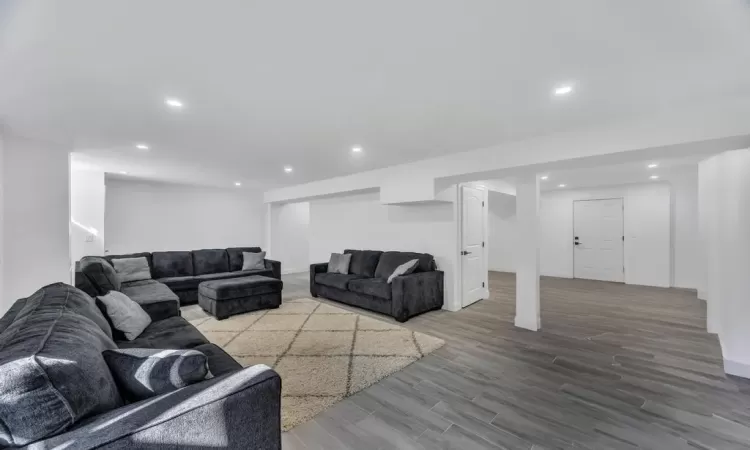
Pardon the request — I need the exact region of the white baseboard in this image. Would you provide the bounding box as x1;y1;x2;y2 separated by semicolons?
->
281;268;306;275
725;358;750;379
514;315;540;331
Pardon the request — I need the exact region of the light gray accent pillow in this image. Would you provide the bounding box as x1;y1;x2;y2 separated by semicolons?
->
242;251;266;270
387;259;420;283
97;291;151;340
102;348;209;400
112;256;152;283
328;252;352;274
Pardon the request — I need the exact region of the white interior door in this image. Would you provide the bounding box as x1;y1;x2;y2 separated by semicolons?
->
461;185;486;307
573;198;624;282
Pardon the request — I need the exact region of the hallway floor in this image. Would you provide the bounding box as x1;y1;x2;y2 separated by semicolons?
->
273;272;750;449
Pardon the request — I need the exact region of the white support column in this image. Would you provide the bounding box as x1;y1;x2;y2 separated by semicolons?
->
514;175;541;331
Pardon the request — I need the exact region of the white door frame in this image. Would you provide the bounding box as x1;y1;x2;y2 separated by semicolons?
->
572;197;625;282
457;183;490;307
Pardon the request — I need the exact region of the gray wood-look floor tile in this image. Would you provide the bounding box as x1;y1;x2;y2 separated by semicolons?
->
257;272;750;450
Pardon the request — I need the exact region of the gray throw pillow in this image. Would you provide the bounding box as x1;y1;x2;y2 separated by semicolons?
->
112;257;152;283
387;259;419;283
97;291;151;340
328;253;352;274
103;348;209;400
242;251;266;270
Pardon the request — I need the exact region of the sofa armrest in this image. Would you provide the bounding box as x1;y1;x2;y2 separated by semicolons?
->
264;259;282;279
29;365;281;450
391;271;444;322
309;263;328;297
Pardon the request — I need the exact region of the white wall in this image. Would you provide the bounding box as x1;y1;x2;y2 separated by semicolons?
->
670;166;700;289
2;134;70;308
105;179;265;254
488;191;516;272
535;184;672;287
269;201;310;274
308;190;460;310
699;148;750;378
70;165;105;262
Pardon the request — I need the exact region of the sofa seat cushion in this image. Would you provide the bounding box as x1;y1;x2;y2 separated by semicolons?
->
192;249;230;275
344;250;383;277
348;278;392;300
152;251;194;278
0;283;122;447
116;316;208;350
156;276;200;292
121;280;180;305
199;276;283;300
374;251;435;280
193;343;242;377
314;273;365;290
227;247;262;272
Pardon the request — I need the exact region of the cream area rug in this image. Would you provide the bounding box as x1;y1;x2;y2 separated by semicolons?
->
188;298;445;430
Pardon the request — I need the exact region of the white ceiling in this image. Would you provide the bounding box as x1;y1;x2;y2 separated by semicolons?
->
2;1;750;189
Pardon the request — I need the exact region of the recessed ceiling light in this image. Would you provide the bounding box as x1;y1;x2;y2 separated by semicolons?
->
351;146;363;153
284;166;293;173
554;85;573;96
650;175;659;180
234;182;242;187
135;143;149;150
540;175;549;180
648;163;659;169
558;183;566;188
164;97;184;109
120;171;128;175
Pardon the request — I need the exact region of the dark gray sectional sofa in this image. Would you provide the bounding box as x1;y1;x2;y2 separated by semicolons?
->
76;247;281;309
0;283;281;449
310;249;444;322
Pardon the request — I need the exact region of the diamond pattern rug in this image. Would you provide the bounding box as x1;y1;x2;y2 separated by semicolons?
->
188;298;445;430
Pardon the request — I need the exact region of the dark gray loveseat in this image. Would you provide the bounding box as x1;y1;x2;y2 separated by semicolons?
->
76;247;281;309
0;283;281;449
310;250;444;322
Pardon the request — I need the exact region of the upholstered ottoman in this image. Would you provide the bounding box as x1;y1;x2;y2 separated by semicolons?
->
198;275;283;320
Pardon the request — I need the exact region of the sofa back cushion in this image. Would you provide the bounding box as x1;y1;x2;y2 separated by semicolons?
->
192;249;230;275
344;250;383;278
105;252;154;275
152;251;194;278
374;251;435;280
0;283;122;447
79;256;121;295
227;247;262;272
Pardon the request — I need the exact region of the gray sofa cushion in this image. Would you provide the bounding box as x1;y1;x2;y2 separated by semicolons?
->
97;291;152;341
112;257;152;283
199;276;283;300
157;275;202;292
120;280;180;305
105;252;154;274
314;273;364;290
192;249;230;276
374;251;435;280
117;316;208;350
103;348;209;400
242;251;267;271
344;249;383;277
348;278;392;300
152;251;194;278
193;343;242;377
0;283;123;447
80;256;120;294
327;253;351;274
227;247;262;272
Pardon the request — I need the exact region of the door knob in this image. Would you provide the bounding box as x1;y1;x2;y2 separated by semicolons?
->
574;242;581;246
461;250;472;255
